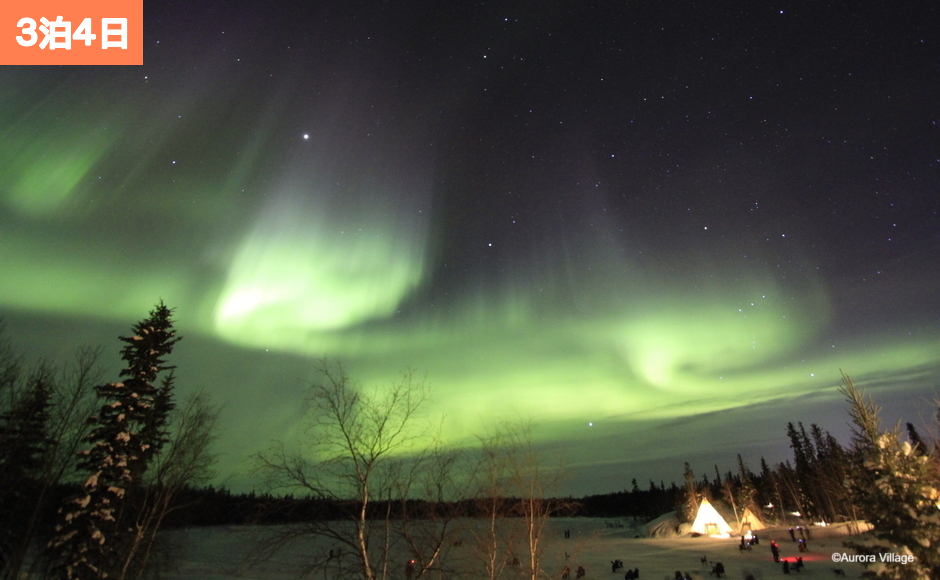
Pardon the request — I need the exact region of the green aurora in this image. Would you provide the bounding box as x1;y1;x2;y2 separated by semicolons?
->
1;2;938;494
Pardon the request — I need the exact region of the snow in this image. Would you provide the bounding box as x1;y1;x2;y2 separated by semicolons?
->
159;518;876;579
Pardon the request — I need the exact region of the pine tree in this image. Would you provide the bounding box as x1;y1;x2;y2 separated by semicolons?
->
841;373;940;580
49;302;180;580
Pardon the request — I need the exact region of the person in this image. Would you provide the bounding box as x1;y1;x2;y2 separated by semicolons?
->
788;527;796;541
739;536;746;551
793;557;804;572
798;538;807;552
405;559;415;580
562;565;570;579
711;561;725;577
674;572;683;580
770;541;780;563
782;559;790;574
752;533;759;545
623;569;633;580
576;565;585;579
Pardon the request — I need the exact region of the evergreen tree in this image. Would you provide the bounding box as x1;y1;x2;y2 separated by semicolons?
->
755;457;774;514
906;423;926;456
841;373;940;580
49;302;180;580
735;454;757;516
812;425;852;522
0;374;53;575
679;462;698;523
786;421;817;519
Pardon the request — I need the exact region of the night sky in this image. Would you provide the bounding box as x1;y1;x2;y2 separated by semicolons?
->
2;1;939;495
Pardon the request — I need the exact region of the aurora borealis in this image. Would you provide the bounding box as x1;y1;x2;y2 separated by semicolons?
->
1;1;938;494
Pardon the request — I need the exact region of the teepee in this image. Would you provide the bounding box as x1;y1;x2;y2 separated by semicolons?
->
690;498;733;536
738;507;765;534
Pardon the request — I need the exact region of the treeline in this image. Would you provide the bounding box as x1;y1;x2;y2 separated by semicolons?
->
150;413;867;526
162;487;564;527
566;421;857;524
578;480;679;519
136;405;928;533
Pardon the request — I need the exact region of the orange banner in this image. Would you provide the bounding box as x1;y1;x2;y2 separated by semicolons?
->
1;0;142;65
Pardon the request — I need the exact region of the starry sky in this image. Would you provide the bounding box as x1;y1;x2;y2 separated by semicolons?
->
1;0;939;495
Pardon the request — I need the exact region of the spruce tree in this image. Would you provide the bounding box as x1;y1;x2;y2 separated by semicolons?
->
735;454;757;515
841;373;940;580
49;302;179;579
0;374;53;575
680;462;698;523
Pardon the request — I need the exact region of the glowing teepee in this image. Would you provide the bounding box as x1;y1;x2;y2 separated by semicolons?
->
738;507;765;534
690;498;733;536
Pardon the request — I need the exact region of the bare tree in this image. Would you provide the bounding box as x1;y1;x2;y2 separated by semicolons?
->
468;426;516;580
392;435;464;580
469;422;571;580
116;390;219;580
505;423;571;580
47;346;107;485
254;360;449;580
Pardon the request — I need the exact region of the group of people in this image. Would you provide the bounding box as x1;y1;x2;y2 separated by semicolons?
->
561;564;585;579
781;557;804;574
771;537;808;573
787;526;811;541
737;533;759;551
608;557;639;578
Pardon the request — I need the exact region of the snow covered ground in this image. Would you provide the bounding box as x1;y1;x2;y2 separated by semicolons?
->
160;518;874;579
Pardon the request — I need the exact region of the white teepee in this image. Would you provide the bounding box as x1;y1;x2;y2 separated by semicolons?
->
738;507;765;534
690;498;733;536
